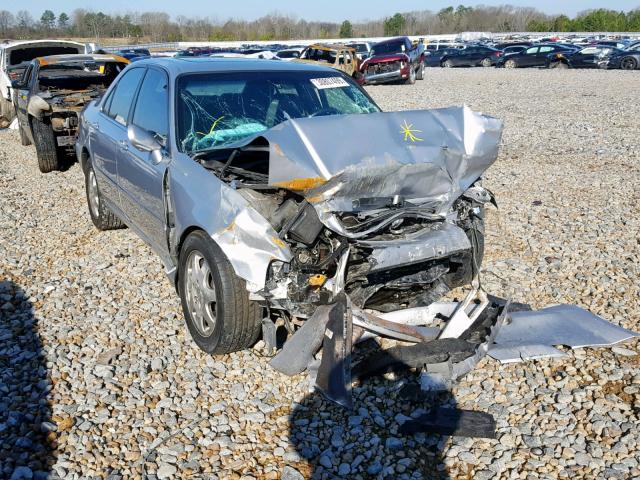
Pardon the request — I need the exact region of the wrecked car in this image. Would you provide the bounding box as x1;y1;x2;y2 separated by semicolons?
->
76;58;506;406
0;40;86;127
12;54;129;172
295;44;363;81
361;37;425;85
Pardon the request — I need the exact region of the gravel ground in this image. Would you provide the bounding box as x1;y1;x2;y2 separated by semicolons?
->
0;68;638;480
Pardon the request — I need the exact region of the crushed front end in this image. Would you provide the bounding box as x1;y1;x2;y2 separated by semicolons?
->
198;105;505;407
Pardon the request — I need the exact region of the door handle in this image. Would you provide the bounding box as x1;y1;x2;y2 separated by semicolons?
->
119;140;129;151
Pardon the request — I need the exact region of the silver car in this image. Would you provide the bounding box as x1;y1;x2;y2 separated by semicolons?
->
76;58;503;405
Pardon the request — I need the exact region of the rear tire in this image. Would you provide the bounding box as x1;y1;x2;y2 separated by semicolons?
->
416;60;425;80
442;59;453;68
18;122;31;146
84;158;125;231
504;59;517;69
178;231;262;355
481;57;492;67
31;118;60;173
550;61;568;69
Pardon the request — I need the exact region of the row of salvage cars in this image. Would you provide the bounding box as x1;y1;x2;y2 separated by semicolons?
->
2;40;637;412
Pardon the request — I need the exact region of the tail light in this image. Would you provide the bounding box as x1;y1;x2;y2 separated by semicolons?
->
400;61;405;68
495;52;503;57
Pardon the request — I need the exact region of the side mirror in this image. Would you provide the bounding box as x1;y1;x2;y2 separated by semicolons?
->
128;124;164;164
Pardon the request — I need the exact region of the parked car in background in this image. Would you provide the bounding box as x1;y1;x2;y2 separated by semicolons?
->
493;41;532;50
347;42;372;60
0;40;86;126
295;44;362;80
440;45;503;68
502;45;527;56
117;48;151;61
546;46;621;69
424;48;461;67
12;54;129;172
607;45;640;70
497;44;576;68
361;37;425;85
276;48;304;60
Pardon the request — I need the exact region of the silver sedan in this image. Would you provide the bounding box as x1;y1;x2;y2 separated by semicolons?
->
76;58;502;404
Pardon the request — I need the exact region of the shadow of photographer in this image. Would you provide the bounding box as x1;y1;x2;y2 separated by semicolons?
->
0;280;56;479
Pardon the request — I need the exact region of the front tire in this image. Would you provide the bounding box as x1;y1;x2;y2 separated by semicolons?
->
416;60;425;80
84;158;125;231
620;57;637;70
504;59;517;69
404;65;416;85
178;231;262;355
481;57;492;67
31;118;60;173
442;59;454;68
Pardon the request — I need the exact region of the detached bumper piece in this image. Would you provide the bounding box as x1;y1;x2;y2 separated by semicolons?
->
270;289;510;410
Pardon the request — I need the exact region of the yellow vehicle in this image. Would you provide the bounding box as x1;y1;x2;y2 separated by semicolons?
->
295;43;362;79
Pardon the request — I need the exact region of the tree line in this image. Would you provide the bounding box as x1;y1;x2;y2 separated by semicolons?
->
1;6;639;43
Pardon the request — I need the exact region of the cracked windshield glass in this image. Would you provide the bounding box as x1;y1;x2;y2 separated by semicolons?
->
177;70;379;153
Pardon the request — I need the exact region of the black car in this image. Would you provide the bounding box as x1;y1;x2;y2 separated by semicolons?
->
497;44;576;68
424;48;462;67
607;45;640;70
494;41;532;50
440;46;504;68
502;45;527;56
545;46;622;69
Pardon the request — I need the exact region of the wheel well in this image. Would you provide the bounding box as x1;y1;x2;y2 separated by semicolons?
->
79;147;90;172
173;226;207;290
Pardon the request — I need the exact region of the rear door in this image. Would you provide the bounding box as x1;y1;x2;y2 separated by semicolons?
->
520;46;540;67
572;47;598;68
117;67;170;252
90;67;145;206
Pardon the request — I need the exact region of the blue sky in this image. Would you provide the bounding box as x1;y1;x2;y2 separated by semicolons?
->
14;0;640;22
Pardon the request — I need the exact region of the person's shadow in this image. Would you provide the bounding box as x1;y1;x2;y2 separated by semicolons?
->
289;338;468;480
0;281;56;479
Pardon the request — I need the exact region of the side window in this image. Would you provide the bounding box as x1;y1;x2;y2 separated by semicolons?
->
106;68;145;126
539;46;553;53
525;47;539;55
131;69;169;142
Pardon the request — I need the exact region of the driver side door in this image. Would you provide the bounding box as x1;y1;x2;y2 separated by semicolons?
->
117;67;170;254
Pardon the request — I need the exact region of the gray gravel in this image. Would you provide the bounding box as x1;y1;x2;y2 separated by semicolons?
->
1;68;639;479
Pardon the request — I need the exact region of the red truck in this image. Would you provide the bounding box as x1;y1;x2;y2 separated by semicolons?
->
361;37;426;85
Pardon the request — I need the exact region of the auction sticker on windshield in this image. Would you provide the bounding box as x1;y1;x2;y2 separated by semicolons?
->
310;77;350;89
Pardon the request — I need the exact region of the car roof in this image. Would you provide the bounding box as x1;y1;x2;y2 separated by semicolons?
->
131;57;338;75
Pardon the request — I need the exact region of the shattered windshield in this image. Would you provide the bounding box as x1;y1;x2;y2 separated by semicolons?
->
177;71;379;153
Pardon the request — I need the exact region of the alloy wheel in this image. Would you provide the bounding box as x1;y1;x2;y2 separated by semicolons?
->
88;169;100;219
184;250;217;337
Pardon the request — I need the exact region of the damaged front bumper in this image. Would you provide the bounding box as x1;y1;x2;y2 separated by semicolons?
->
270;284;510;408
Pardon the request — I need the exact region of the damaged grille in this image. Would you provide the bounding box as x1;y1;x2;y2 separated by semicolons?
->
367;61;400;75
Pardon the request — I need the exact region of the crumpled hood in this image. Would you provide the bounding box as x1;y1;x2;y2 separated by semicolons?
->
258;105;503;220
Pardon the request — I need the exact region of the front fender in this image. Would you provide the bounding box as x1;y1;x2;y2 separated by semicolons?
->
169;154;292;292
